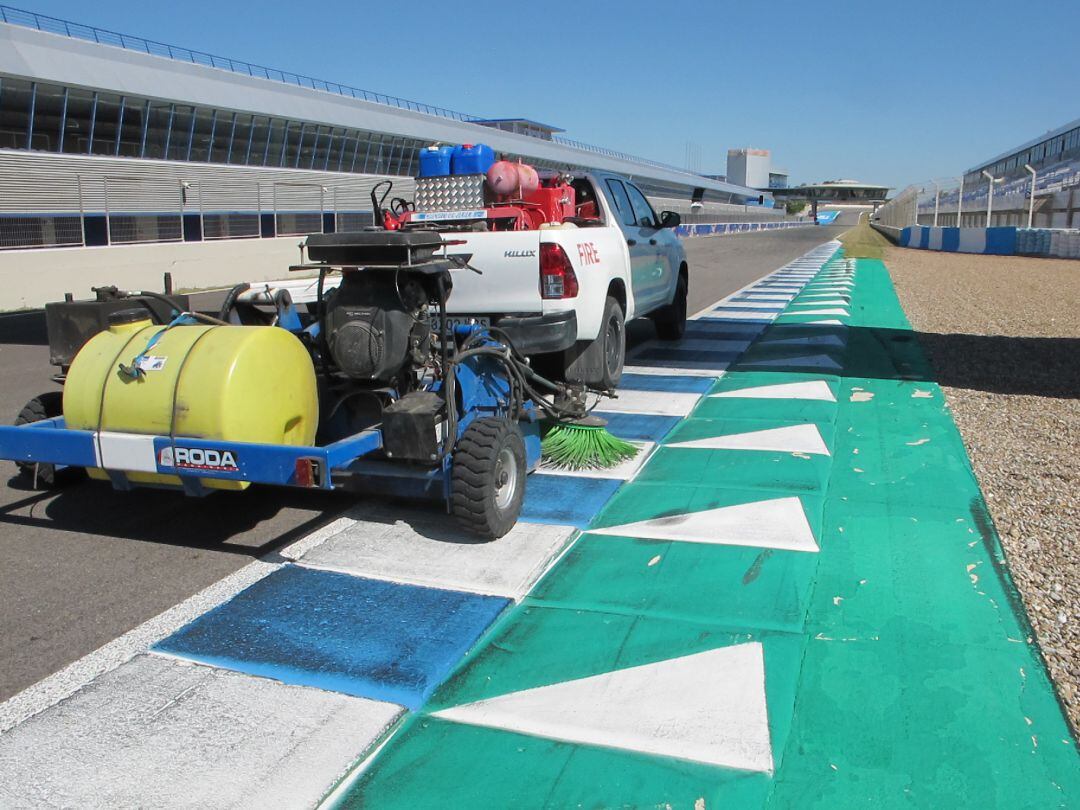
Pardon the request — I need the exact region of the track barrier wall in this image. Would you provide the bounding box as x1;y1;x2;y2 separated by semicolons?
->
890;225;1080;258
675;221;815;238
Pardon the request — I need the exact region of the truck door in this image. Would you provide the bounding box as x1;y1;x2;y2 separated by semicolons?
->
602;178;663;310
625;182;674;305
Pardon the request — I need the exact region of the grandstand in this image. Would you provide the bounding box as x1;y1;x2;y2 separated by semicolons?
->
0;5;770;257
911;117;1080;228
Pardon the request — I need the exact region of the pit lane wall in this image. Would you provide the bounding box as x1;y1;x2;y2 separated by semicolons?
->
675;220;815;238
886;224;1080;258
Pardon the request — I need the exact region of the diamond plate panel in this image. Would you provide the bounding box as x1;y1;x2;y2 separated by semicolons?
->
416;175;485;212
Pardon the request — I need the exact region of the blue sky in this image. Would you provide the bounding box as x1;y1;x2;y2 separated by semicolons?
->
14;0;1080;189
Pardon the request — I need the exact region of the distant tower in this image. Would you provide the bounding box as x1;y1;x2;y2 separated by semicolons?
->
726;148;771;188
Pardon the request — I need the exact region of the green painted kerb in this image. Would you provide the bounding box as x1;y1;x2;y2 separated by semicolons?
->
330;252;1079;809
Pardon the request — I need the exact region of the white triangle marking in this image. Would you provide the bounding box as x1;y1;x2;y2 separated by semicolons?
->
743;353;843;371
668;424;830;456
783;308;849;316
758;334;847;350
709;380;836;401
433;644;774;773
590;496;818;552
791;298;848;307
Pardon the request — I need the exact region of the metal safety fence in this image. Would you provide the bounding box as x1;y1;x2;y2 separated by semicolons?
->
0;173;398;249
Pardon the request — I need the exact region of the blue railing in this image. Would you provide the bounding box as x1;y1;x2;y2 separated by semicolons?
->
0;4;699;178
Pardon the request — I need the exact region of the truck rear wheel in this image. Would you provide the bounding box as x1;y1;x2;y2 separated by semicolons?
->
563;295;625;388
653;271;688;341
14;392;83;489
451;417;526;540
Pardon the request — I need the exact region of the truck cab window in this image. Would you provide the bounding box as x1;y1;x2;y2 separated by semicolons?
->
626;183;658;229
604;179;637;227
571;178;603;222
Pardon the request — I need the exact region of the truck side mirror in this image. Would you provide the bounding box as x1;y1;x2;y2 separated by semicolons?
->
660;211;681;229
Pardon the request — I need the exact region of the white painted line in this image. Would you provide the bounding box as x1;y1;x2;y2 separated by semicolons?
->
712;300;786;310
292;507;575;600
798;319;846;326
433;644;773;773
541;442;656;481
590;496;819;552
731;294;795;302
630;338;750;355
699;310;777;321
596;389;702;416
667;424;831;456
0;654;403;808
709;380;836;402
621;365;725;379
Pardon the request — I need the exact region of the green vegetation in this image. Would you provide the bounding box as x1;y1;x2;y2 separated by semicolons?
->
839;215;892;259
784;199;807;215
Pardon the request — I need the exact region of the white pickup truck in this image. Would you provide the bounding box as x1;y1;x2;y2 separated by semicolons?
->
433;171;688;387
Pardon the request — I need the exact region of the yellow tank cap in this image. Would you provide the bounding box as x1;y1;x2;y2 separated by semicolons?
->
107;308;155;334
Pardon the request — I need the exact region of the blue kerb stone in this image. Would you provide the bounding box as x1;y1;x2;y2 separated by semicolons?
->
521;474;623;527
633;347;741;364
591;411;681;443
153;565;509;710
619;373;714;393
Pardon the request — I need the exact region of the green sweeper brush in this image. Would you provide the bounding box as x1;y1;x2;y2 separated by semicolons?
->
541;415;638;471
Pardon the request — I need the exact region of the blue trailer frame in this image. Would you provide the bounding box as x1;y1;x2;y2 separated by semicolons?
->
0;348;543;501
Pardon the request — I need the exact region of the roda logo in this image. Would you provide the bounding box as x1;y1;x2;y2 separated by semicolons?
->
159;446;239;471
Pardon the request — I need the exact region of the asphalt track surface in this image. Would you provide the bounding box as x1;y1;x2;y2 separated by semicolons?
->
0;223;846;701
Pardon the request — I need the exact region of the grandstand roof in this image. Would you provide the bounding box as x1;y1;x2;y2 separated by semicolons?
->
0;8;763;201
967;116;1080;174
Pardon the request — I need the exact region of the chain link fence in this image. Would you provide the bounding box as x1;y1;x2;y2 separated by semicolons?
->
272;182;325;237
196;180;261;240
104;176;184;244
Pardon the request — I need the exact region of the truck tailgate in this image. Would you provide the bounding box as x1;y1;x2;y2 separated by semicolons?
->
444;231;542;314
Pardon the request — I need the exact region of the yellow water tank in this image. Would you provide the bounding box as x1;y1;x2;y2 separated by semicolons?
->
64;311;319;490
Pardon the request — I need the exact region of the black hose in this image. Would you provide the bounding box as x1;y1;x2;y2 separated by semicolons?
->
216;283;250;322
134;289;185;322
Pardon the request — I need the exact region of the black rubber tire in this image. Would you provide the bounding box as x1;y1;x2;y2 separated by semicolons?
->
654;270;688;341
451;417;527;540
14;391;82;489
563;295;625;388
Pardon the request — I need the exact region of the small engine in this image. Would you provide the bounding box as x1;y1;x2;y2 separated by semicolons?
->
323;269;432;382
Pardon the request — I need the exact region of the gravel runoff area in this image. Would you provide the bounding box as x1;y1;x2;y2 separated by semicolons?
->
859;230;1080;733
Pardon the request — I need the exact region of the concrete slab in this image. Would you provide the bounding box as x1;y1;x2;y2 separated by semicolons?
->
0;654;402;810
292;508;575;600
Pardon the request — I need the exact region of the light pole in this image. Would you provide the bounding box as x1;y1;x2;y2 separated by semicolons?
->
956;175;964;227
981;170;1001;227
1024;163;1037;228
932;181;940;227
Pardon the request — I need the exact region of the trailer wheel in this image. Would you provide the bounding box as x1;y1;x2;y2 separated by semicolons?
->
451;417;526;540
14;392;82;489
653;269;688;340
